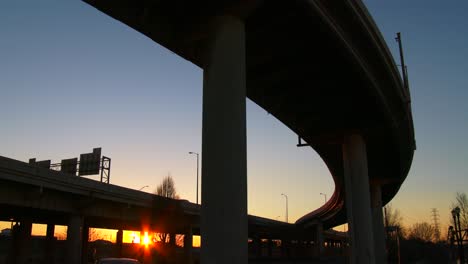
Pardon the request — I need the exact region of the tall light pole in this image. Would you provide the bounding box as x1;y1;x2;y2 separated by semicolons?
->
139;185;149;191
189;152;199;204
281;193;288;223
320;192;327;204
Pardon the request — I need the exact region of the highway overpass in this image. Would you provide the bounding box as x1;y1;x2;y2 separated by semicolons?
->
4;0;415;263
0;155;346;263
81;0;415;263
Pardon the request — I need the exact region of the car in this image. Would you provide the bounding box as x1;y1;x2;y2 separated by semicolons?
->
97;258;141;264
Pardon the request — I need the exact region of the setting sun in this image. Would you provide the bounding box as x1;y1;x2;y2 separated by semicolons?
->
142;231;151;246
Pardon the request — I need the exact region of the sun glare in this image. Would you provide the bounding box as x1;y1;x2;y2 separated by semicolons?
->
142;231;151;246
130;232;140;244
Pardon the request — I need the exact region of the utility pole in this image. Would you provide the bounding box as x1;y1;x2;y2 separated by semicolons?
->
395;32;410;96
431;208;441;242
281;193;288;223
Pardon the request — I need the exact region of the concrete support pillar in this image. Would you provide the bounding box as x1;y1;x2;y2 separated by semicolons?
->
16;220;32;264
343;134;375;264
316;222;324;256
371;184;387;264
67;215;83;264
45;223;55;264
280;239;287;258
252;237;261;257
116;229;123;257
201;15;247;264
183;227;193;264
267;239;273;257
81;223;89;264
169;233;176;246
6;222;19;264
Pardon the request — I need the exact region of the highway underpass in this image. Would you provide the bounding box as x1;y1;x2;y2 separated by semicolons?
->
2;0;415;263
80;0;415;263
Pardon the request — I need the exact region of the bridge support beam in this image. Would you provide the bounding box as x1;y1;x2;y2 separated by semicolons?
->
116;229;123;257
45;223;55;264
11;220;32;264
343;134;376;264
184;227;193;264
315;222;324;256
67;215;83;264
81;222;89;264
201;15;247;264
371;183;387;264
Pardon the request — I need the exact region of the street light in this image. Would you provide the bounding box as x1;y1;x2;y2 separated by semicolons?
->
281;193;288;223
320;193;327;204
189;152;199;204
139;185;149;191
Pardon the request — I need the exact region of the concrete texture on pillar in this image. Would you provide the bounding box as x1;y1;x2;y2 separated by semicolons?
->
343;134;376;264
371;184;387;264
67;215;83;264
201;15;247;264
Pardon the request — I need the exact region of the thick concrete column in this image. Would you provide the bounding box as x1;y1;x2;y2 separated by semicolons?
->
371;184;387;264
67;215;83;264
45;223;55;264
342;134;375;264
201;15;247;264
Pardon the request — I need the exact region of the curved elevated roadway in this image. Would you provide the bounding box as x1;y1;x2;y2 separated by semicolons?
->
83;0;415;263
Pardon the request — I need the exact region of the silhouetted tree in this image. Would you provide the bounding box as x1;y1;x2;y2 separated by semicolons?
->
155;174;179;199
450;192;468;229
385;203;406;237
408;222;435;242
88;228;105;241
154;174;181;245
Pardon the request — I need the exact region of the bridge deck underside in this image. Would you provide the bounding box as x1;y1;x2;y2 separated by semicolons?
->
82;0;414;229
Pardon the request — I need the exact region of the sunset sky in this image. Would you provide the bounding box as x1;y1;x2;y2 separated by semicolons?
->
1;0;467;236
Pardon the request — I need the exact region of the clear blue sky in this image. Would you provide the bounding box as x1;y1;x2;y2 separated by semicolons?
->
1;0;467;230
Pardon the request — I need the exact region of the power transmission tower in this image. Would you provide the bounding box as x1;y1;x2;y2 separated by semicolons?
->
431;208;441;242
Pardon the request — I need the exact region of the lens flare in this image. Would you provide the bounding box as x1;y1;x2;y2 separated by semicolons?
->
142;231;150;246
